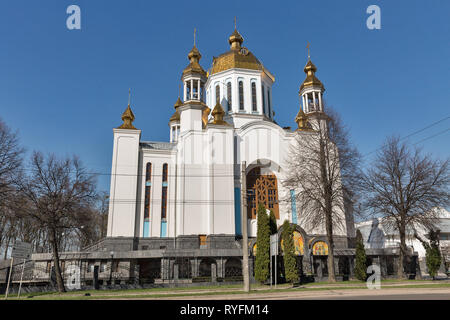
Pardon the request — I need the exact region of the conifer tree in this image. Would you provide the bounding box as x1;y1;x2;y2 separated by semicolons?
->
255;203;270;283
269;210;277;235
416;230;442;280
354;229;368;281
281;220;298;285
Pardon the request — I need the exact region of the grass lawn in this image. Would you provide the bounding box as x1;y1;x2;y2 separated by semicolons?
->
7;279;449;300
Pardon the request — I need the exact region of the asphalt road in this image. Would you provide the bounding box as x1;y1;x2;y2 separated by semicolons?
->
164;288;450;300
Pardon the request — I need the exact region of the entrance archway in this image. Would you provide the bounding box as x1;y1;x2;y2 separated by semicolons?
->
246;167;279;219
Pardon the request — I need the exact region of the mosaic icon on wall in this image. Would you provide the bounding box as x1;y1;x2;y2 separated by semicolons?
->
281;231;304;255
253;243;257;255
312;241;328;255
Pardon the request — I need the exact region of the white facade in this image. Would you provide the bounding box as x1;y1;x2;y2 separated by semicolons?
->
107;28;349;240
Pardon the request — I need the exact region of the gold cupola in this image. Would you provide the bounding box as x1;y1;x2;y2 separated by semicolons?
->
299;59;324;93
118;99;137;130
299;47;326;115
182;45;207;78
228;28;244;50
295;108;312;131
169;97;183;122
210;24;274;80
210;101;229;126
181;29;208;103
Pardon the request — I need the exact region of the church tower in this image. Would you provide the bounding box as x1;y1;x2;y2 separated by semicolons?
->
299;54;327;131
107;95;141;237
179;33;210;134
205;22;275;128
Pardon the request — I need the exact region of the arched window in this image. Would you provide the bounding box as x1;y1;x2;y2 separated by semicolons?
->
161;164;168;221
239;81;244;111
215;85;220;104
251;82;257;112
262;84;266;115
143;163;152;237
227;82;232;111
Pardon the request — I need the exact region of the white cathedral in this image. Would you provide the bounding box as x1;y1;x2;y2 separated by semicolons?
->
106;27;349;246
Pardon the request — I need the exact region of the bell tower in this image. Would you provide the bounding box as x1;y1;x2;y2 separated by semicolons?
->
179;29;210;133
299;46;327;131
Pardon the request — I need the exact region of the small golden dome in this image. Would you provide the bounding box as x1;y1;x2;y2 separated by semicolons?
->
169;97;182;122
182;45;207;78
210;101;229;126
228;29;244;49
169;109;180;122
174;97;183;108
118;104;137;130
295;108;313;131
299;59;324;92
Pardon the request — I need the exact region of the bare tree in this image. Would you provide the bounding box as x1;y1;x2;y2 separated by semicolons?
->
363;137;450;278
283;107;361;282
16;152;97;292
0;118;24;255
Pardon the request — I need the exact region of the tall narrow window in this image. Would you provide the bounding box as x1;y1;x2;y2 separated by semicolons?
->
143;163;152;237
227;82;232;111
239;81;244;110
262;84;266;115
161;164;168;220
215;85;220;104
267;89;272;118
251;82;257;112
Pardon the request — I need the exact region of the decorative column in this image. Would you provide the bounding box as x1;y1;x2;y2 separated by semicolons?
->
173;264;179;280
169;259;175;280
211;263;217;282
217;258;224;279
198;79;201;100
318;92;322;111
302;95;306;113
302;255;312;275
312;92;316;111
349;256;355;279
190;258;198;278
160;258;168;280
190;79;193;100
334;257;340;279
184;82;187;102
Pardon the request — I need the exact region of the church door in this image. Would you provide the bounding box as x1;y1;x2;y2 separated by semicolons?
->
247;167;279;219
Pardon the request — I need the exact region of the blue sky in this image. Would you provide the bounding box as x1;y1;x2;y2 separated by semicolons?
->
1;0;449;192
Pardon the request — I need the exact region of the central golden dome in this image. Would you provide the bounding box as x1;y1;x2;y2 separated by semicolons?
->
210;28;264;75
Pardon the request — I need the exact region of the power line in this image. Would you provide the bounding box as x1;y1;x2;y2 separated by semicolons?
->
413;127;450;146
362;115;450;158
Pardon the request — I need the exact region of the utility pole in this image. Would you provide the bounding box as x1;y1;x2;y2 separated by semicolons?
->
241;161;250;293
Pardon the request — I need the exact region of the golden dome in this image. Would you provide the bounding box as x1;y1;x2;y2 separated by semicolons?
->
169;97;182;122
228;29;244;49
182;45;207;78
169;109;180;122
299;59;324;92
174;96;183;108
211;48;264;75
118;104;137;130
295;108;313;131
210;28;273;77
210;101;229;126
